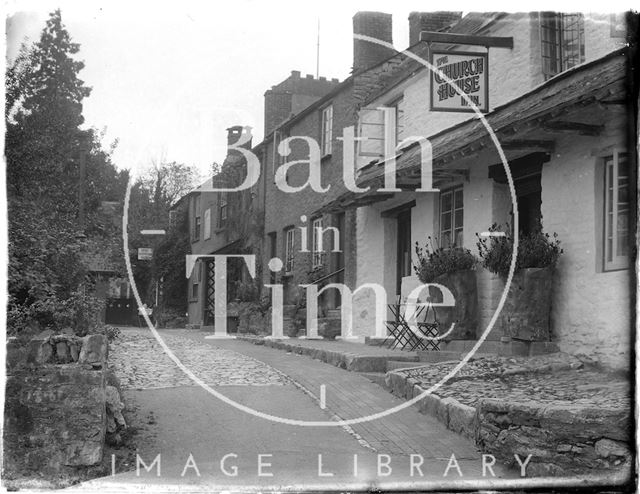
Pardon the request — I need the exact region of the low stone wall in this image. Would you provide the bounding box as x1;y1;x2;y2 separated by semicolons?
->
4;332;124;478
385;360;632;477
476;399;632;476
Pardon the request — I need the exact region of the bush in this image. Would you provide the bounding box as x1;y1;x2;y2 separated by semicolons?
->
234;281;259;302
476;224;563;278
413;237;477;283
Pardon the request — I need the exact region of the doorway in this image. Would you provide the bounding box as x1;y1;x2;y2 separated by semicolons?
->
396;209;412;297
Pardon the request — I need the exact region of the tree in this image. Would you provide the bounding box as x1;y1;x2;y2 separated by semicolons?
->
6;10;127;336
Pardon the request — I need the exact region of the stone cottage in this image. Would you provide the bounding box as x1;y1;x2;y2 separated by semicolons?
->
320;12;632;369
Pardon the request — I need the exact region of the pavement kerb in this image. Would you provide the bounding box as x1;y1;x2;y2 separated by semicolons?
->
385;369;481;443
237;335;418;373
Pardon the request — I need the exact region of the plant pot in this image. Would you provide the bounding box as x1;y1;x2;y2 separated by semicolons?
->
429;269;478;340
499;267;553;341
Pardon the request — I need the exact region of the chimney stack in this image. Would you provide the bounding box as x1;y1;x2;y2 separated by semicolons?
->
226;125;247;147
408;11;462;45
352;12;395;74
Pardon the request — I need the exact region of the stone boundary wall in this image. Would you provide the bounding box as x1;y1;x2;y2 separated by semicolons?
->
4;333;125;477
385;368;632;477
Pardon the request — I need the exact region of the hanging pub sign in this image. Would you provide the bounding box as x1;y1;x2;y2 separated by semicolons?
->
430;51;489;113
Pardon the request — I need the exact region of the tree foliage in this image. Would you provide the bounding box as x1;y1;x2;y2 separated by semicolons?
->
6;10;126;336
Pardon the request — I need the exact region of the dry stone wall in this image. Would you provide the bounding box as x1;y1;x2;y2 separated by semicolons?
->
4;332;122;477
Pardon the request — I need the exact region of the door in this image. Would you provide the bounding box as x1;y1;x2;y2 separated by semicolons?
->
513;174;542;235
396;209;412;296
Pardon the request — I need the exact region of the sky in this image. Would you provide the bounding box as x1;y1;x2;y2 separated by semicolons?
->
5;0;631;178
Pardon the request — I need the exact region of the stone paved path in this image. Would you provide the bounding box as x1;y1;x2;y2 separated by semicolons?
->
110;328;288;388
398;353;631;409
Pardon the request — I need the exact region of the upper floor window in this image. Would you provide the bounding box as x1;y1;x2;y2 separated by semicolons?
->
284;227;295;274
356;101;404;170
540;12;585;80
389;98;405;148
218;192;228;228
440;186;464;248
203;208;211;240
604;150;630;271
321;105;333;156
311;217;324;268
192;194;201;241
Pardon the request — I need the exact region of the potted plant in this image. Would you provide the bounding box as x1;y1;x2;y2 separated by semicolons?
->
413;238;478;340
476;224;563;341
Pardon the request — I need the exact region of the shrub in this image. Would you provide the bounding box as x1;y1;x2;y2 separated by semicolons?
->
476;224;563;278
234;281;259;302
413;237;477;283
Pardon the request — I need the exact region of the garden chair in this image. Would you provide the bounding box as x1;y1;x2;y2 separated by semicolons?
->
415;302;441;351
385;297;427;351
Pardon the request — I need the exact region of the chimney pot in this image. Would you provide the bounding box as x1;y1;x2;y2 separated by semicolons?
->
291;70;301;78
226;125;244;146
305;74;314;79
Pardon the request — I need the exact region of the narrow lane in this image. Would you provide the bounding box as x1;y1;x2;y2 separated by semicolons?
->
80;327;516;490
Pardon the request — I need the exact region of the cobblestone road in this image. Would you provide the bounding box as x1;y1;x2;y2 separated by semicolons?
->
109;328;289;389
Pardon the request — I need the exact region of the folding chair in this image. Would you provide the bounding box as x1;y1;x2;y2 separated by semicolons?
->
415;301;441;351
385;297;427;351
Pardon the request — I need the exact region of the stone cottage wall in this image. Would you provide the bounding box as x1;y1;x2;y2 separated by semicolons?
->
540;125;631;369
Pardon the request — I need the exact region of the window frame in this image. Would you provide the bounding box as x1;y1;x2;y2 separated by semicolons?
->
439;186;464;248
203;207;211;240
218;192;228;229
603;149;630;271
388;97;405;150
311;217;324;268
192;194;201;242
284;227;295;275
539;12;585;80
190;261;201;301
320;104;333;157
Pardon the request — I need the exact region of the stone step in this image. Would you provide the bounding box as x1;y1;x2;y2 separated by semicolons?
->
317;317;341;339
417;350;464;363
326;309;342;319
358;372;388;388
282;304;299;318
386;360;427;372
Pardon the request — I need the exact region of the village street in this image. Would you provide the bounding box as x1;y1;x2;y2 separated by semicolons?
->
80;327;516;490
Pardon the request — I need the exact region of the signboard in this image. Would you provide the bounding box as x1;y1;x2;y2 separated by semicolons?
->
137;248;153;260
430;51;489;113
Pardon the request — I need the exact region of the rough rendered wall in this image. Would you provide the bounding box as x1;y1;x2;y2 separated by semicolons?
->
541;128;631;369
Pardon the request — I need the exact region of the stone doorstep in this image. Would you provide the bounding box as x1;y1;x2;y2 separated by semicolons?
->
441;339;560;357
237;335;418;373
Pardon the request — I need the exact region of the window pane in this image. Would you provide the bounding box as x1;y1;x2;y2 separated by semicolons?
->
455;228;464;247
454;209;464;231
454;189;463;208
441;192;452;213
441;231;451;249
441;212;452;233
